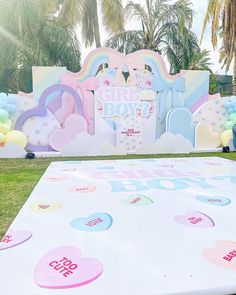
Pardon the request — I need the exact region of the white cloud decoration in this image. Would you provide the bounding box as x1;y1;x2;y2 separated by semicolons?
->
136;132;193;154
0;142;26;158
61;132;127;156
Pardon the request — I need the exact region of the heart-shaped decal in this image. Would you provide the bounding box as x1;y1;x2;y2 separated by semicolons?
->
61;168;77;172
45;176;68;182
34;246;103;289
202;241;236;270
156;164;174;168
49;114;88;152
0;230;32;250
29;202;62;213
196;195;231;206
15;84;85;151
69;185;96;193
96;166;114;170
71;213;113;231
174;211;214;228
204;161;223;166
122;194;153;206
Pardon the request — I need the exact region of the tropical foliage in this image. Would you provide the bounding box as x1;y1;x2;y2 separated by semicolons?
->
105;0;211;74
202;0;236;95
0;0;81;93
60;0;124;48
106;0;193;52
165;26;212;74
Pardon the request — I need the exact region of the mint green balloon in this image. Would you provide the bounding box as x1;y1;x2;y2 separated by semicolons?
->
229;113;236;122
224;121;234;130
0;109;9;123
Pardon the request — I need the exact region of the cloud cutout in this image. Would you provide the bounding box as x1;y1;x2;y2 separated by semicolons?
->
136;132;193;154
0;142;26;158
61;132;127;156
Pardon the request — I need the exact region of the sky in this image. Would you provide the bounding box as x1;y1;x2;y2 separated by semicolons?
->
80;0;233;75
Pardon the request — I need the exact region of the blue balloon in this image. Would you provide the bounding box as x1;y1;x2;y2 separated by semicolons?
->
232;100;236;107
233;124;236;149
0;93;7;99
8;95;17;104
0;93;17;114
0;101;6;108
6;104;16;113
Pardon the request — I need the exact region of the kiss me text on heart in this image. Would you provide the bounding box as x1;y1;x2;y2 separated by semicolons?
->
49;257;78;277
85;218;103;227
188;217;203;224
223;250;236;262
1;235;12;244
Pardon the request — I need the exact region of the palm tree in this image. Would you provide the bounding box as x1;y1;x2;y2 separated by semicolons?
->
201;0;236;95
105;0;211;73
60;0;124;48
165;26;212;74
0;0;81;93
105;0;194;54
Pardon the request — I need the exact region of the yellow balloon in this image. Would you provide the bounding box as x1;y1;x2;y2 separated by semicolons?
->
0;132;6;143
221;129;233;146
5;130;27;148
6;119;12;127
0;123;11;134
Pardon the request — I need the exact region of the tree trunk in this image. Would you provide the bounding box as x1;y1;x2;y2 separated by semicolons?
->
93;0;101;47
233;50;236;96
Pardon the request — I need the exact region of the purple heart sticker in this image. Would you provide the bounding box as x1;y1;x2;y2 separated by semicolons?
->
0;230;32;250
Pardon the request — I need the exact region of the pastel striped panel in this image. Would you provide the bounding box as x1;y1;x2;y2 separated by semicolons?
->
32;66;67;101
181;70;210;112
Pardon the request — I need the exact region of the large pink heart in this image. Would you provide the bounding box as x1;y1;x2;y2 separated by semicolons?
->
34;246;103;289
174;211;214;228
202;241;236;270
49;114;87;151
0;230;32;250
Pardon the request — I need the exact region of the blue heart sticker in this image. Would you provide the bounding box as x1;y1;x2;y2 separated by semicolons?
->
71;213;113;231
196;195;231;206
96;166;114;170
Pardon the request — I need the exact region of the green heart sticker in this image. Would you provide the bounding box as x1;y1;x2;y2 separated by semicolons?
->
122;194;153;206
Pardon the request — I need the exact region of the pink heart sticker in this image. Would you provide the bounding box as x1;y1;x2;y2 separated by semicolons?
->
174;211;214;228
202;241;236;270
69;185;96;193
0;230;32;250
34;246;103;289
45;176;68;182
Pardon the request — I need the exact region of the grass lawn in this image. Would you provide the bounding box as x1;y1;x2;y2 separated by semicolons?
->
1;151;236;239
